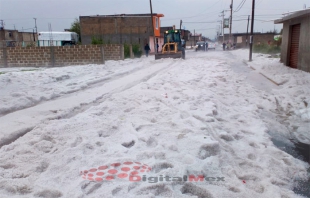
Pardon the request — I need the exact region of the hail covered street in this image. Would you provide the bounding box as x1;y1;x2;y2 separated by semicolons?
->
0;48;309;198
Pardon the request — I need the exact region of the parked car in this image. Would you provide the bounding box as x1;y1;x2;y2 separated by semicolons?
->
208;42;216;50
195;41;208;51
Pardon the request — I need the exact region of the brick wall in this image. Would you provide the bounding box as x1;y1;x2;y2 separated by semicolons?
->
0;44;124;67
80;16;152;47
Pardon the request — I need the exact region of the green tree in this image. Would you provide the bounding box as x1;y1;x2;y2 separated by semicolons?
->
69;18;81;42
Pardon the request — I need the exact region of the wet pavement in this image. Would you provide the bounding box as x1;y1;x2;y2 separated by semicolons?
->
269;132;310;197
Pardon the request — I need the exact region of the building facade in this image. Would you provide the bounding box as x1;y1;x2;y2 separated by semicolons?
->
218;32;277;48
0;29;37;43
80;13;164;53
275;9;310;72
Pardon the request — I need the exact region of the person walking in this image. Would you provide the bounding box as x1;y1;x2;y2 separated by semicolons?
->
222;42;226;51
156;43;159;53
144;43;151;57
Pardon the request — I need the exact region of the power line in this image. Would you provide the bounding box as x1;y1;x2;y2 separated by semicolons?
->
183;21;219;24
234;0;247;12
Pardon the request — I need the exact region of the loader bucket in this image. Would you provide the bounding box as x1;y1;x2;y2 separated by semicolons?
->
155;51;185;60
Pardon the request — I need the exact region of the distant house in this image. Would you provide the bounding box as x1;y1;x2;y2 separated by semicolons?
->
218;32;277;48
274;9;310;72
0;29;37;43
188;33;202;47
79;13;164;53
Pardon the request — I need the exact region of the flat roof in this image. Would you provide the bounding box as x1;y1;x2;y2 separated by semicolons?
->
81;13;164;18
38;32;75;34
220;32;276;36
274;9;310;24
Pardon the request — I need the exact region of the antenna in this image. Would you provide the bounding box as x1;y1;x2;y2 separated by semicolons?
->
48;23;53;46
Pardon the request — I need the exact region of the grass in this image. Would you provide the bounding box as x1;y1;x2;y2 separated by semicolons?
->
21;69;38;72
0;72;4;75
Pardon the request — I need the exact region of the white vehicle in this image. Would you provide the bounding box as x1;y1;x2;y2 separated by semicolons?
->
208;42;216;50
38;32;79;47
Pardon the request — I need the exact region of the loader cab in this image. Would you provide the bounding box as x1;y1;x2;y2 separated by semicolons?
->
163;30;182;51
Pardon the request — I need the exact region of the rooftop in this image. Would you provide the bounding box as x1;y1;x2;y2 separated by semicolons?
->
81;13;164;18
274;8;310;24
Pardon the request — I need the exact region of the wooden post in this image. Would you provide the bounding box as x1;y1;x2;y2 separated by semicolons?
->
100;45;105;64
130;45;134;59
50;46;55;67
120;44;124;60
2;41;8;67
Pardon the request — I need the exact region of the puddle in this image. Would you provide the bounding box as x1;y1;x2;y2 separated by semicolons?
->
269;132;310;197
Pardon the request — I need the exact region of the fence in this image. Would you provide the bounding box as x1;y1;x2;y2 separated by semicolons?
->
0;41;125;67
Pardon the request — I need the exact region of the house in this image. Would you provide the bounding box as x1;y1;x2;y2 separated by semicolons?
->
187;33;202;47
79;13;164;53
274;9;310;72
218;32;277;48
0;29;37;43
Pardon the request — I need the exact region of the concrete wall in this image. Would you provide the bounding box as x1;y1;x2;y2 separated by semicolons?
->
281;15;310;72
218;33;276;48
0;44;124;67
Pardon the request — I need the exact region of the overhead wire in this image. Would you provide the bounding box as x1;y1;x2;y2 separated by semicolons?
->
234;0;247;13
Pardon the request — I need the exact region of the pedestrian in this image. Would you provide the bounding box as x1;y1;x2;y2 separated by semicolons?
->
233;43;236;49
156;43;159;53
222;42;226;51
144;43;150;57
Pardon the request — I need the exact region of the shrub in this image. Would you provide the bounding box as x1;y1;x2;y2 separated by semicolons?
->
132;44;142;58
253;43;281;54
91;37;104;45
124;43;130;59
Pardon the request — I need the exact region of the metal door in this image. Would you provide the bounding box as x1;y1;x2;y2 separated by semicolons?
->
289;24;301;69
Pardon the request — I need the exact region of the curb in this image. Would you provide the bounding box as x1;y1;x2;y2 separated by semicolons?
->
243;59;279;86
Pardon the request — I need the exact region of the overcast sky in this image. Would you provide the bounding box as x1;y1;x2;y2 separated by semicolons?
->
0;0;309;39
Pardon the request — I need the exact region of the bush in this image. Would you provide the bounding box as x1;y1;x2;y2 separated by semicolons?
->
91;37;104;45
132;44;142;58
124;43;130;58
124;44;142;59
253;43;281;54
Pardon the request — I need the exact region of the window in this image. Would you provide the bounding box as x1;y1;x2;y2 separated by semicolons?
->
155;17;158;29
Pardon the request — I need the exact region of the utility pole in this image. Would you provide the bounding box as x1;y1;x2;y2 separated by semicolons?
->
246;15;250;47
149;0;156;54
229;0;233;43
33;18;37;34
194;29;195;45
220;11;225;43
180;20;182;30
33;29;36;41
0;20;4;29
249;0;255;61
21;27;24;42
